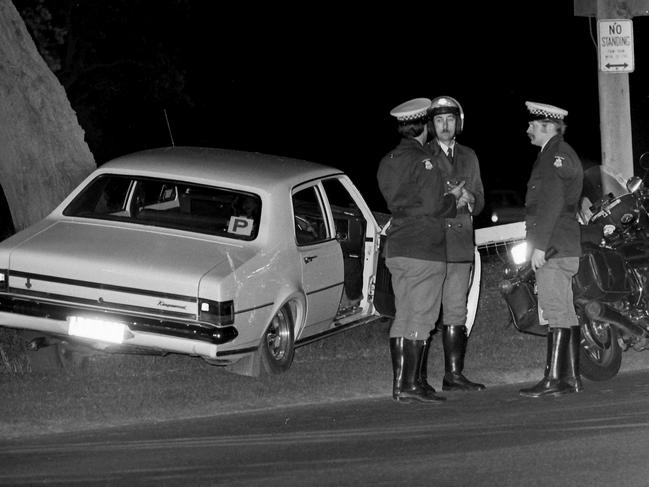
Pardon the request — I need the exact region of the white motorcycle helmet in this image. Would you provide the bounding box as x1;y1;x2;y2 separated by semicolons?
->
429;96;465;135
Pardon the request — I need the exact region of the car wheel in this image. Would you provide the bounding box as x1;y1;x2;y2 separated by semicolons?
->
259;304;295;375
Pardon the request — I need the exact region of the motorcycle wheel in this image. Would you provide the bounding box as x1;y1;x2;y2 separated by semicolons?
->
579;314;622;381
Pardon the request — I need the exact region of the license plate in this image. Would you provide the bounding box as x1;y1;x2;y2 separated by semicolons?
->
67;316;127;344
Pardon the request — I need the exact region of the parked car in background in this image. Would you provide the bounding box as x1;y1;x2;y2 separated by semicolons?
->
476;188;526;227
0;147;399;376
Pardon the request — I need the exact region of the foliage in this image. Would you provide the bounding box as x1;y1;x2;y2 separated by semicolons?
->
14;0;193;163
0;328;29;374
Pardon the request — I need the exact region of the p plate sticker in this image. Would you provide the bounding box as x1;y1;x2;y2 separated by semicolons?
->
228;216;254;236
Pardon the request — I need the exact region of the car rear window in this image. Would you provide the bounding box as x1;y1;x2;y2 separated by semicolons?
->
63;175;261;240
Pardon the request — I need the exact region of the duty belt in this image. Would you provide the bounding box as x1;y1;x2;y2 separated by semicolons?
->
526;204;577;215
392;207;429;218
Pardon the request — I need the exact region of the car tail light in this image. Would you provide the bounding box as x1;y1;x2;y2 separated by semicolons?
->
0;270;7;291
198;299;234;325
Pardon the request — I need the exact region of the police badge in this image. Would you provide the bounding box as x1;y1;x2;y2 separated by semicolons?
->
554;156;564;168
424;159;433;170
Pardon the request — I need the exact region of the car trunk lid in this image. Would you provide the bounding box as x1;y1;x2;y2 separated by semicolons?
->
6;220;254;316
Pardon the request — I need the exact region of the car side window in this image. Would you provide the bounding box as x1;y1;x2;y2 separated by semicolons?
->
292;186;328;246
321;178;363;243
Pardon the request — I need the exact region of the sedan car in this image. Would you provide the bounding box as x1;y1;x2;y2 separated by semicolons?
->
0;147;396;376
475;189;526;227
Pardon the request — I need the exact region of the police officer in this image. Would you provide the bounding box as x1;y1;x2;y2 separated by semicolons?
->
519;101;584;398
377;98;463;403
425;96;486;392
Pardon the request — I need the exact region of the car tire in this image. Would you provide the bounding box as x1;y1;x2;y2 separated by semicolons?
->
259;304;295;375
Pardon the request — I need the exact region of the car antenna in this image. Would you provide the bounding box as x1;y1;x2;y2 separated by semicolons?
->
163;108;175;147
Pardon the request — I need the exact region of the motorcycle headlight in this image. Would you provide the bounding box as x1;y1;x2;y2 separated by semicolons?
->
502;265;517;279
510;241;528;265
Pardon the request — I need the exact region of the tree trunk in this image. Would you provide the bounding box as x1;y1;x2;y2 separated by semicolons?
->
0;0;95;231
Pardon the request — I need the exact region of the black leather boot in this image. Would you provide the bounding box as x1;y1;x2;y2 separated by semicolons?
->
522;328;553;387
390;337;405;400
520;327;572;397
565;326;583;393
396;339;445;403
540;328;553;380
442;325;486;391
417;337;437;394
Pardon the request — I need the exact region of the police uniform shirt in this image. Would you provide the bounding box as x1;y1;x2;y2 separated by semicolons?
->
438;141;455;159
525;134;583;258
425;139;485;262
377;137;456;261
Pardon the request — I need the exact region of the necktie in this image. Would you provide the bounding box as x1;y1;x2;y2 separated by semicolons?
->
447;146;454;161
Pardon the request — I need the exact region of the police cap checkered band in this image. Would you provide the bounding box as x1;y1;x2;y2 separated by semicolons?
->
526;101;568;121
390;98;432;123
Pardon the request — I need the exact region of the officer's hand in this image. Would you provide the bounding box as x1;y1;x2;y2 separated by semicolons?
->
457;188;474;209
447;181;465;199
531;248;546;271
462;188;475;204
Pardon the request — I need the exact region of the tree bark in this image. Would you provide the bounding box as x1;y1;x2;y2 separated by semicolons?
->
0;0;95;231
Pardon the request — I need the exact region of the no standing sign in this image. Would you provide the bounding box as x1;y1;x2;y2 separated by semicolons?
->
598;19;635;73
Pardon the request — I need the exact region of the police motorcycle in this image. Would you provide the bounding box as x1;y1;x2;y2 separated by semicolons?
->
500;153;649;381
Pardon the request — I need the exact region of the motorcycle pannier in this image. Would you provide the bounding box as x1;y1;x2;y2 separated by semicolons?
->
503;279;547;337
572;249;629;302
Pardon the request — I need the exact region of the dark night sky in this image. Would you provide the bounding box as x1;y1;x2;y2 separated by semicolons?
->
24;1;649;213
171;3;649;212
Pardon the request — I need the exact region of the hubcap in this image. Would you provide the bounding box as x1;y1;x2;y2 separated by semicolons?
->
266;308;290;361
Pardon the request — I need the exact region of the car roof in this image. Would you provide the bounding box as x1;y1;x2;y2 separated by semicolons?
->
100;146;344;190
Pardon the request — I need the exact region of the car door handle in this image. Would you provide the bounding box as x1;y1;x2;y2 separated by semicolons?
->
303;255;317;263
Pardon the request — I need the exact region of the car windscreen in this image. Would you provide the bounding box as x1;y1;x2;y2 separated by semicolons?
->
63;175;261;240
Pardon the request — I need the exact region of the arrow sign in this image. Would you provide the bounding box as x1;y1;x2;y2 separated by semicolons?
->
598;19;635;73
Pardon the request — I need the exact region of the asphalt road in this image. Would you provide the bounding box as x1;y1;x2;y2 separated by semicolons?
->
2;371;649;486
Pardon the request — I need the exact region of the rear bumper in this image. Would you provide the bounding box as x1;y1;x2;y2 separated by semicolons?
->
0;293;237;342
0;311;227;358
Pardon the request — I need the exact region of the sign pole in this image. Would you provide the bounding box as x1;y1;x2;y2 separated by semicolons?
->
597;0;635;184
